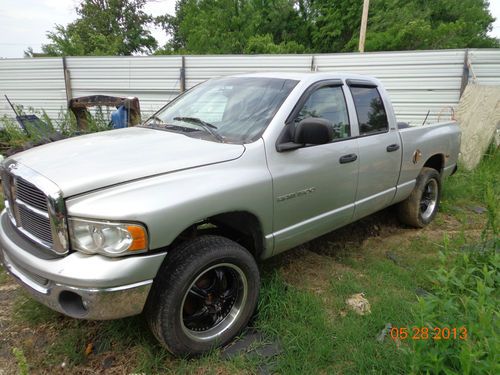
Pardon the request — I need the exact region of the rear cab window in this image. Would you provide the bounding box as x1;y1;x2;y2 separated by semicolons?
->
349;86;389;136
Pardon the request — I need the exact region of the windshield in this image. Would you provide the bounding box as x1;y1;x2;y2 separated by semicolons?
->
144;77;298;143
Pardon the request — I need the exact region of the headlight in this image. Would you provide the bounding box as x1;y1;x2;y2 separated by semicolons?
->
68;218;148;257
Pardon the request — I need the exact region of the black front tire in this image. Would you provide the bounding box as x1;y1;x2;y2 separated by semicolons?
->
145;235;260;356
398;167;441;228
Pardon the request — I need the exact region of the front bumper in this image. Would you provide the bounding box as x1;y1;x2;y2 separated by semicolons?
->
0;210;167;320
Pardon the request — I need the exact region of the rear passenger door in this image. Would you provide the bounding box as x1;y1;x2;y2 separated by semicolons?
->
347;81;402;220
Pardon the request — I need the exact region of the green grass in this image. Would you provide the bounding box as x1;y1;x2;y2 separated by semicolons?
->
257;273;338;374
13;293;60;325
0;268;8;285
2;148;498;374
441;145;499;214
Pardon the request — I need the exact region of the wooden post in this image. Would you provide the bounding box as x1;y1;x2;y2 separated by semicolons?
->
358;0;370;53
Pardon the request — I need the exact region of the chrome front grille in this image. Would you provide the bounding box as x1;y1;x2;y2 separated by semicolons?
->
18;204;53;244
16;178;49;212
1;160;69;255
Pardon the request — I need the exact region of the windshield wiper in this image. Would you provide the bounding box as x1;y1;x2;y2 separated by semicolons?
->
173;116;224;142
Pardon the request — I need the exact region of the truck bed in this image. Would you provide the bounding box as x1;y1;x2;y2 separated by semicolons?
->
398;121;461;187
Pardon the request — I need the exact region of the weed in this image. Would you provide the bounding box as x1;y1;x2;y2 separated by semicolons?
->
410;222;499;374
0;105;112;155
12;347;29;375
441;144;499;214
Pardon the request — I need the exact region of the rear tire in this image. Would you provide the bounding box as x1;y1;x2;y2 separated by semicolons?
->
145;235;260;357
398;167;441;228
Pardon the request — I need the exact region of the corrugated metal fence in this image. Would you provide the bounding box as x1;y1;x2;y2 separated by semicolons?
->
0;49;499;126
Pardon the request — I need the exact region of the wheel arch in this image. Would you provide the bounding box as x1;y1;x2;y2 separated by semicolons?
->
423;154;445;174
169;211;265;260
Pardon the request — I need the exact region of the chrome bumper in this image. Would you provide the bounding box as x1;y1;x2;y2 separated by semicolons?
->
0;210;166;320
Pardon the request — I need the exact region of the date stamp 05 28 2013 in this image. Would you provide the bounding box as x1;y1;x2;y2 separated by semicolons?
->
390;326;468;341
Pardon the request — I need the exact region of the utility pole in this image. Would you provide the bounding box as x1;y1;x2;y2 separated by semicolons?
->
358;0;370;53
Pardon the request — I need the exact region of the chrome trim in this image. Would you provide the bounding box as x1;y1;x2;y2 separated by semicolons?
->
15;199;50;219
272;203;354;238
1;250;153;320
396;179;416;190
8;212;53;250
354;186;396;206
420;178;438;221
1;159;69;255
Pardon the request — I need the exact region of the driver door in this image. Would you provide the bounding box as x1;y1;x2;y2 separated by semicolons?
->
265;81;359;254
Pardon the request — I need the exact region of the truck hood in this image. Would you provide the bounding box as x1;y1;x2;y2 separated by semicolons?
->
11;127;245;197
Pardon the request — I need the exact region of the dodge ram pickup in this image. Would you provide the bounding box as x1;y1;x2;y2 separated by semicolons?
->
0;72;461;356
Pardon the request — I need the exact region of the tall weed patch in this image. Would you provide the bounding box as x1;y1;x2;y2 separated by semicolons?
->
411;164;499;374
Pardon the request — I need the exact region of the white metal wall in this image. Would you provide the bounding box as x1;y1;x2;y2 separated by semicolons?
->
314;50;466;125
66;56;183;115
184;54;313;88
469;49;500;86
0;58;66;120
0;49;498;126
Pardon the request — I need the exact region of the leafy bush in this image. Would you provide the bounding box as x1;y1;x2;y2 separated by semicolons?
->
0;105;112;155
410;211;499;374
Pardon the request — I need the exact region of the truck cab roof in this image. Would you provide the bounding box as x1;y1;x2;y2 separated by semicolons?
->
234;71;382;86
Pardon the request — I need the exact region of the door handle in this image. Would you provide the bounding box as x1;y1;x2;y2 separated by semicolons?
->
386;144;400;152
339;154;358;164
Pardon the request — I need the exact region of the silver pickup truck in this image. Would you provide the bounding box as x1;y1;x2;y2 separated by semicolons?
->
0;73;460;356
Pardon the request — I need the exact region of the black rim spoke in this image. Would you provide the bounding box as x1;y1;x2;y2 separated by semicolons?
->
184;307;210;324
214;269;226;294
221;284;237;300
188;285;209;300
182;266;240;333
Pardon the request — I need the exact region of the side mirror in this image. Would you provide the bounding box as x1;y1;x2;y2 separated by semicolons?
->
294;117;333;145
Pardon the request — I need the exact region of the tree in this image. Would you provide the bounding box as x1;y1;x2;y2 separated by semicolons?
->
41;0;157;56
244;34;307;54
23;47;50;58
311;0;362;52
157;0;310;54
310;0;499;52
155;0;189;53
159;0;498;54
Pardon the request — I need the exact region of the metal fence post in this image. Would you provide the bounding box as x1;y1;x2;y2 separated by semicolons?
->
459;49;470;98
62;57;72;103
180;56;186;93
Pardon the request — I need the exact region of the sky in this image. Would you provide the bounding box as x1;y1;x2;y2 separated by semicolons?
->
0;0;499;58
0;0;176;58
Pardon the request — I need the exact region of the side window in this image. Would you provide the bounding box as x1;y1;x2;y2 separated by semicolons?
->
296;86;350;140
349;86;388;135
